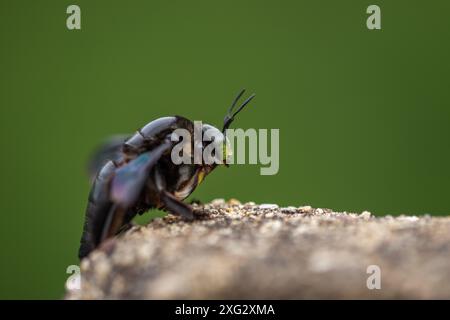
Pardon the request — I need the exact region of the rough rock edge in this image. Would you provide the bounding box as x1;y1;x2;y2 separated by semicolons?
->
66;199;450;299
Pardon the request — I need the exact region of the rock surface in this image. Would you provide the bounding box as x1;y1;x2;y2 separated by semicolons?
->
66;200;450;299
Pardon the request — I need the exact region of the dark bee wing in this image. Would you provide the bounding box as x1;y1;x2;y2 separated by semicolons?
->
110;141;171;208
79;140;171;259
100;141;172;239
87;135;129;181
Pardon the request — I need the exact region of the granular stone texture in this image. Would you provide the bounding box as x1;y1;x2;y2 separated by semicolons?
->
66;199;450;299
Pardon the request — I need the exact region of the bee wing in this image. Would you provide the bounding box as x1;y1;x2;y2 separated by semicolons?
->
79;140;172;259
87;135;130;181
110;141;171;208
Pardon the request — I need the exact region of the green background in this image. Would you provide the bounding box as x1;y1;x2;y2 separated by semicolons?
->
1;0;449;299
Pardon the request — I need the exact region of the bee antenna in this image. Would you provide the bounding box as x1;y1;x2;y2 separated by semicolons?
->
227;88;246;115
223;89;255;133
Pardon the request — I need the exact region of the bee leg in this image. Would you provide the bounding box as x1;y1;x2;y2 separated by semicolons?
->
100;204;128;240
160;191;194;220
117;221;137;234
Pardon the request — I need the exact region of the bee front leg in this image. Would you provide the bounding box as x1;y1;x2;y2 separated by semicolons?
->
160;190;194;220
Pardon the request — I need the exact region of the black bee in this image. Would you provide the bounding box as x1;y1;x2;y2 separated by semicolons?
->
79;90;255;259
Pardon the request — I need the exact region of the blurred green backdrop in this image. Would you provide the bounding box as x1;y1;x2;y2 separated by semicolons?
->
1;0;449;299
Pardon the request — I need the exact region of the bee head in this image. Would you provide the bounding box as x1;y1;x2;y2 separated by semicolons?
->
201;124;232;168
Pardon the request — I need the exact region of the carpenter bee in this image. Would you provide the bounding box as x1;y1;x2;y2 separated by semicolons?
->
79;89;255;259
